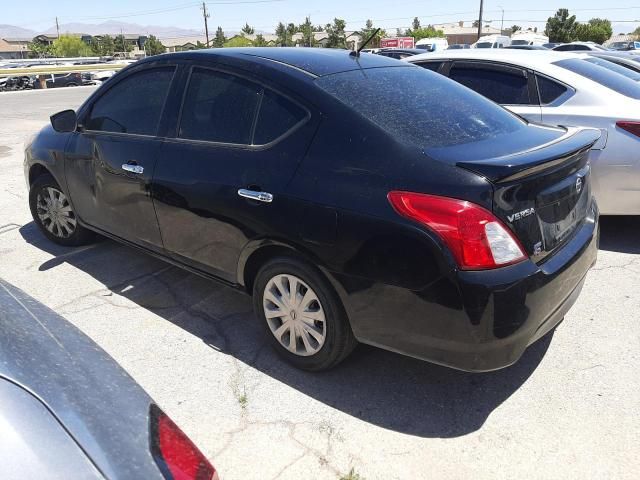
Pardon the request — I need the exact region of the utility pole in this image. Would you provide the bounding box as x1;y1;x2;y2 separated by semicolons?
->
477;0;484;41
202;2;210;46
499;5;505;33
56;17;60;39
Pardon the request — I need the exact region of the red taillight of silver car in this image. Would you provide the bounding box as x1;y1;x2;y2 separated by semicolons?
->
150;405;219;480
388;191;527;270
616;121;640;138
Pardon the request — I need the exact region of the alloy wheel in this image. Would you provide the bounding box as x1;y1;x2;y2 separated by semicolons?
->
262;274;327;356
36;186;77;238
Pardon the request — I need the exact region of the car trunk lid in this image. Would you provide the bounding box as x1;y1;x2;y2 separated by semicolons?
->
455;127;600;261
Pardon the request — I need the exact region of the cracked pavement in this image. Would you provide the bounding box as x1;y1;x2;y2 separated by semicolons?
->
1;88;639;480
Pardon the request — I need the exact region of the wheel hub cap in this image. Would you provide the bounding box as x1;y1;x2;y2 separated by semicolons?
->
263;274;326;357
36;186;77;239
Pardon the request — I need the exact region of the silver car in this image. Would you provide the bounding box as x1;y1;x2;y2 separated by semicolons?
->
0;278;219;480
405;50;640;215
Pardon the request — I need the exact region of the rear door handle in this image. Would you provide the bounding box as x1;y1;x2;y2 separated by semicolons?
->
122;163;144;174
237;189;273;203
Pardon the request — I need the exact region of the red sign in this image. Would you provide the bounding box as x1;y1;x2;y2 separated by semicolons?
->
380;37;415;49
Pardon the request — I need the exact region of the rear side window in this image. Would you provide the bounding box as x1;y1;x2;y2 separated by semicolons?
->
536;75;568;104
253;90;306;145
449;64;530;104
418;61;444;73
179;68;261;144
86;67;174;135
554;58;640;99
316;66;525;149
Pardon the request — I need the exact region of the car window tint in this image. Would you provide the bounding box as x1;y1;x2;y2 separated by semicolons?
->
536;75;568;104
583;57;640;82
179;68;261;144
554;58;640;99
418;61;443;72
253;90;306;145
86;67;174;135
316;66;525;149
449;64;530;104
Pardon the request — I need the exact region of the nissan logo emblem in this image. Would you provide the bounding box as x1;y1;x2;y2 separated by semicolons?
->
576;177;583;193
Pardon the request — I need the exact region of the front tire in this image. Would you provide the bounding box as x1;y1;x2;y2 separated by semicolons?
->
29;174;95;246
253;256;357;371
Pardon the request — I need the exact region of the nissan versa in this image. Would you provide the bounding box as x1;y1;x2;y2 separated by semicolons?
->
25;48;600;372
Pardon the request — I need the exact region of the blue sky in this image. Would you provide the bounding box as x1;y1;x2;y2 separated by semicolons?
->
6;0;640;35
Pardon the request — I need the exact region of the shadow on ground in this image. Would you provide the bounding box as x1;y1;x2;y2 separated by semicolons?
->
20;222;562;439
598;216;640;254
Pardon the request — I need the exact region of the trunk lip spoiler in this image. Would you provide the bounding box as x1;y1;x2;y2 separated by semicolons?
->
456;127;601;183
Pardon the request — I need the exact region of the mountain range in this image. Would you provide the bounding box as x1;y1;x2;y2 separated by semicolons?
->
0;20;203;40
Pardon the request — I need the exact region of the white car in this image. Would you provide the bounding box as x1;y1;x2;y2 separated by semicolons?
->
472;35;511;49
553;42;609;52
510;32;549;47
405;49;640;215
415;37;449;52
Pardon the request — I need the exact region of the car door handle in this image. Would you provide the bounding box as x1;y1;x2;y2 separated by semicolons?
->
237;189;273;203
122;163;144;174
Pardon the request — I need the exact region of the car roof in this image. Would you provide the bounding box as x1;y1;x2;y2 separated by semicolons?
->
405;49;580;68
156;47;405;77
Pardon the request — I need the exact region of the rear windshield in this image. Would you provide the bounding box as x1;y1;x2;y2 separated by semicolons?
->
315;66;526;149
583;56;640;82
511;40;529;45
476;42;494;48
554;58;640;99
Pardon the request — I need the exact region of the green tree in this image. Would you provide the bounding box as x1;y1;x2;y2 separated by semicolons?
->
114;34;133;53
144;35;165;55
28;38;52;58
472;20;480;28
195;40;207;49
412;17;421;31
90;35;115;56
212;26;226;48
633;26;640;39
325;18;347;48
360;19;386;48
224;35;253;47
511;25;522;33
275;22;288;46
241;23;255;36
253;34;268;47
578;18;613;44
545;8;578;43
298;16;315;47
51;35;92;57
406;26;445;41
286;23;298;45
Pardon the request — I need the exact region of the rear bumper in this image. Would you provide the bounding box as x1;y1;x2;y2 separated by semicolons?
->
344;201;599;372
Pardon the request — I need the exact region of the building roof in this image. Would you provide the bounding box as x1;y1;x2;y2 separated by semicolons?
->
0;38;28;52
433;22;502;36
163;47;407;76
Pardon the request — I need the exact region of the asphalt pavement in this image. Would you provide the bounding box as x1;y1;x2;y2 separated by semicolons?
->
0;87;638;480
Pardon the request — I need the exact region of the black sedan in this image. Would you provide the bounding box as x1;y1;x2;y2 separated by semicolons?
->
25;48;600;372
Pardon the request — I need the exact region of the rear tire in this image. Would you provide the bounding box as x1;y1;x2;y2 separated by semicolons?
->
253;256;357;371
29;173;95;247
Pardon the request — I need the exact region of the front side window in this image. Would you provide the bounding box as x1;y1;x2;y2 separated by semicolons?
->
449;64;530;105
85;67;175;135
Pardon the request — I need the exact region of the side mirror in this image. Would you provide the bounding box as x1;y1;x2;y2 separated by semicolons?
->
50;109;77;133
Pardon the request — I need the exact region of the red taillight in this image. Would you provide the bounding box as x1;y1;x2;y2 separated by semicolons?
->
150;405;218;480
387;191;527;270
616;121;640;138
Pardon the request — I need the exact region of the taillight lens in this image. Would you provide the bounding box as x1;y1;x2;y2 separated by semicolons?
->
387;191;527;270
150;404;219;480
616;121;640;138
